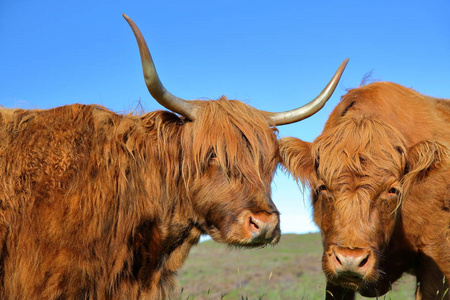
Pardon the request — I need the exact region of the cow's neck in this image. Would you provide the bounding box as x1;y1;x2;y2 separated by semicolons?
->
130;194;202;295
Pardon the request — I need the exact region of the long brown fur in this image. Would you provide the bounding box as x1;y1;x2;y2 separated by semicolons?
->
280;82;450;299
0;96;281;299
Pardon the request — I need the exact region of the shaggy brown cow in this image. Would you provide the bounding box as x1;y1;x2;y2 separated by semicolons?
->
280;82;450;299
0;15;347;299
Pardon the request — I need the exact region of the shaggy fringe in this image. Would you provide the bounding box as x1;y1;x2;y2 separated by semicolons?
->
313;117;407;193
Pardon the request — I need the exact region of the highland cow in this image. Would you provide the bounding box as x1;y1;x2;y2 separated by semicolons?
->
281;82;450;299
0;14;347;299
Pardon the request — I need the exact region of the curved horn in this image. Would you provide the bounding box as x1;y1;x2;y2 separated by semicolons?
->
268;58;349;126
123;14;198;120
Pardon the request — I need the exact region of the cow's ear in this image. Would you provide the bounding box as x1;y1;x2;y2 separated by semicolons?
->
405;141;449;183
279;137;314;183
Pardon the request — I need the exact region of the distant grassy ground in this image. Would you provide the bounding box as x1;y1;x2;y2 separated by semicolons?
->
175;233;416;299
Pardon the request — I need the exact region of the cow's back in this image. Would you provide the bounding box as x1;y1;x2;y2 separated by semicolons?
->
0;104;154;298
0;105;120;217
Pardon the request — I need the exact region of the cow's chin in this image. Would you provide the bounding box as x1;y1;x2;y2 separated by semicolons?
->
326;271;383;297
207;227;281;248
328;278;391;298
206;233;275;248
205;210;281;248
330;278;361;291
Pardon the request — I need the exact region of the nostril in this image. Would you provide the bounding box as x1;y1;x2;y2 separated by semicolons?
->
335;254;342;265
249;216;260;232
359;254;369;268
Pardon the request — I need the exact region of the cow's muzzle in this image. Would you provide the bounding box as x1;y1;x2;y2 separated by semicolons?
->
246;211;280;246
326;246;376;289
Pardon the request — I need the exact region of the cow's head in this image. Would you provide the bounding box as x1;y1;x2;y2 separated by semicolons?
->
180;98;281;247
280;116;449;291
123;14;347;247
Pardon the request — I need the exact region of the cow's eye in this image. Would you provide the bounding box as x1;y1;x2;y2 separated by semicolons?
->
208;152;219;165
388;187;398;195
317;185;327;193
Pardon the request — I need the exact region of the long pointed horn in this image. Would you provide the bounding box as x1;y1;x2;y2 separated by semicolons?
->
123;14;198;120
268;58;349;126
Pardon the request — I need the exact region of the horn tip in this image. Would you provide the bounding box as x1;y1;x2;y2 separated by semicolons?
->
342;58;350;67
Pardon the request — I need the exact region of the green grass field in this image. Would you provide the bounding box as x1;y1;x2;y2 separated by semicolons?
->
175;233;416;299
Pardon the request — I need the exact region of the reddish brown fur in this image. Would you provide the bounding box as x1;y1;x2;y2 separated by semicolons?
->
280;82;450;299
0;97;281;299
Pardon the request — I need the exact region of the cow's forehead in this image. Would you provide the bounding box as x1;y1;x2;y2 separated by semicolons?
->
314;117;406;159
190;98;277;147
313;118;406;189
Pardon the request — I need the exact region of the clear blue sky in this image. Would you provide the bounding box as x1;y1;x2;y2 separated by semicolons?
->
1;0;449;234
